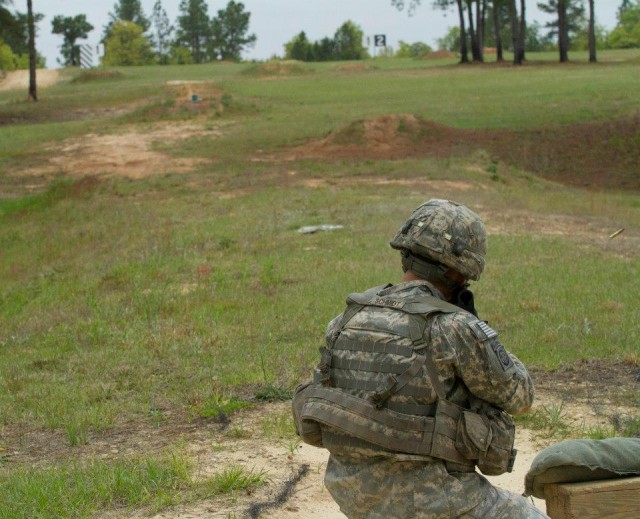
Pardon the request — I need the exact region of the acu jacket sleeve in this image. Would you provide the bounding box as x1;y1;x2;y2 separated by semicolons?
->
433;312;535;416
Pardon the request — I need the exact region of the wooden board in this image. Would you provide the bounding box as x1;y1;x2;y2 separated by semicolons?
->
545;476;640;519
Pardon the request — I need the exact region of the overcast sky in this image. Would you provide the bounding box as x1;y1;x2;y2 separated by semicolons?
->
30;0;620;69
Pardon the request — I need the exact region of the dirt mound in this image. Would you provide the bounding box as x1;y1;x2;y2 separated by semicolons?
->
244;61;308;77
289;113;640;192
333;63;375;72
164;80;228;113
424;50;458;59
293;114;476;160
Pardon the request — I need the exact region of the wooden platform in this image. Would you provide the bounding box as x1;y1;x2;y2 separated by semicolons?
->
545;476;640;519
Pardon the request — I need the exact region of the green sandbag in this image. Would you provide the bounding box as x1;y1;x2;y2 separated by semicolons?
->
524;437;640;499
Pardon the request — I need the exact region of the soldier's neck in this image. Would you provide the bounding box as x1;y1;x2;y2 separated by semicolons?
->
401;271;452;300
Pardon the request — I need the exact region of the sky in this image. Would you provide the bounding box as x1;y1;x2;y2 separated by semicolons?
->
29;0;621;69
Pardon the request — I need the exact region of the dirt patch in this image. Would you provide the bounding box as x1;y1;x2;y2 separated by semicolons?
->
480;207;640;258
0;69;61;91
0;407;555;518
532;360;640;430
244;61;308;77
166;80;226;106
286;113;640;191
8;122;220;186
5;105;638;193
424;50;459;59
301;177;479;192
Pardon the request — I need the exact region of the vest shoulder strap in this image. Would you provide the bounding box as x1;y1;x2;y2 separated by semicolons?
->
347;288;461;316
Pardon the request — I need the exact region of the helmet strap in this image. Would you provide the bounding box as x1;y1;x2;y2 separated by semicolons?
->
401;251;462;292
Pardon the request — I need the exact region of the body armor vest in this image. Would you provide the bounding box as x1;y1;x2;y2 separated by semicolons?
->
293;285;517;475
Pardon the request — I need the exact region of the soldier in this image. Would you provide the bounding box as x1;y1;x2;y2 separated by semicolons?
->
293;199;549;518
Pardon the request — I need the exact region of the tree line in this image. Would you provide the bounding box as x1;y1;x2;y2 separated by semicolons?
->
284;21;370;62
76;0;255;66
2;0;640;71
392;0;640;64
284;0;639;63
0;0;256;69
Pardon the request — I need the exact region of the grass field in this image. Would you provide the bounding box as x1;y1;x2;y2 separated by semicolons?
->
1;51;639;517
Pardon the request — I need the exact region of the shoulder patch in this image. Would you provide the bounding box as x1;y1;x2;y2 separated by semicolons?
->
489;340;515;372
469;320;498;341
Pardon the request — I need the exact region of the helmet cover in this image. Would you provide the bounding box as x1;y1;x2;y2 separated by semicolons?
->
389;199;487;281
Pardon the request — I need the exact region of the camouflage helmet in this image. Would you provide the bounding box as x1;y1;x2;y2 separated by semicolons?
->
390;199;487;281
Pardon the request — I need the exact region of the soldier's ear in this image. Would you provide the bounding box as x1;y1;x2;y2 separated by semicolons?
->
444;268;467;286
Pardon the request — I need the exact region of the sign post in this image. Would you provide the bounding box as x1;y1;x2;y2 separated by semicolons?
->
374;34;387;57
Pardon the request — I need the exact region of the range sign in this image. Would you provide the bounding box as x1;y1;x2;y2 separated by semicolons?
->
374;34;387;47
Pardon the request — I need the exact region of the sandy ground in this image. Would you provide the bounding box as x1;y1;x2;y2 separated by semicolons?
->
0;69;61;91
137;403;547;519
248;430;547;519
280;434;546;519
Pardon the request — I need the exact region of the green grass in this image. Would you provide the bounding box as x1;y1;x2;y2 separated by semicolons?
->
0;179;72;217
262;410;297;440
484;233;640;367
1;51;639;517
1;176;636;430
515;402;640;441
0;452;268;519
0;452;191;519
202;465;269;496
195;393;251;420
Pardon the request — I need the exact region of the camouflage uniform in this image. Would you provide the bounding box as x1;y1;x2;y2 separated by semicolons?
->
321;280;548;519
294;200;548;518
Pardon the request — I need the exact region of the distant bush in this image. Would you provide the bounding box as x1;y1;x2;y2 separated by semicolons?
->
70;70;126;83
0;40;18;72
395;40;433;58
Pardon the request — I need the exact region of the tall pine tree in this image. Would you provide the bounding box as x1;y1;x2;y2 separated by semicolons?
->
104;0;150;41
27;0;37;100
176;0;211;63
538;0;585;62
210;1;256;61
150;0;174;64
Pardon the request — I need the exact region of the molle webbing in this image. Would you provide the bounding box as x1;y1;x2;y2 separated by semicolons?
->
330;356;410;374
370;351;426;408
298;385;473;468
320;429;475;473
301;386;435;451
328;290;460;406
385;401;436;416
321;373;428;399
296;287;516;474
332;337;416;358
